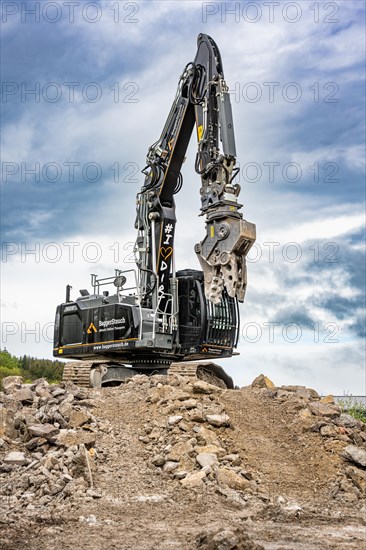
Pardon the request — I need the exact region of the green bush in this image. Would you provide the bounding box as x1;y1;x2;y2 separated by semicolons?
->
338;396;366;422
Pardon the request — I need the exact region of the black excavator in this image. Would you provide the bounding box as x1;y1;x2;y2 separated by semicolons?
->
53;34;256;388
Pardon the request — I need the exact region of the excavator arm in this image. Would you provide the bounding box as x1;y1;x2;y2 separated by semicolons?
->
135;34;256;308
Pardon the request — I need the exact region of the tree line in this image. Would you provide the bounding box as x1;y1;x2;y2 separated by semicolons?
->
0;349;64;385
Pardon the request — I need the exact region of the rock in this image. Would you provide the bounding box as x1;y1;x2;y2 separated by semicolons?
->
223;454;241;466
68;409;91;428
2;376;23;394
282;385;319;400
166;441;194;462
193;426;221;446
320;395;335;404
217;467;252;492
345;466;366;493
187;409;205;423
167;415;183;426
193;380;221;394
28;424;60;440
163;461;179;473
174;470;188;479
52;430;96;448
320;425;338;437
52;387;66;397
178;420;190;432
180;399;198;410
335;414;361;429
196;528;262;550
206;414;230;428
13;388;34;404
4;451;27;465
196;453;218;469
308;402;341;418
295;387;312;400
276;389;290;399
25;437;47;450
86;489;102;498
342;445;366;468
251;374;275;389
351;432;364;447
195;444;226;457
180;470;206;488
152;454;166;467
299;409;313;421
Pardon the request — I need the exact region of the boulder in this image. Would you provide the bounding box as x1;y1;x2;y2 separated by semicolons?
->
251;375;275;389
342;445;366;468
2;376;23;394
308;402;341;418
206;414;230;428
335;414;361;429
13;388;34;404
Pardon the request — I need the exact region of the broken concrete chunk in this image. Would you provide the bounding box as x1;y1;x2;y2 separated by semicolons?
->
342;445;366;468
167;415;183;426
206;414;230;428
28;424;60;440
163;461;179;473
4;451;27;466
193;380;221;395
152;455;166;467
2;376;23;394
13;388;34;404
180;470;206;488
308;402;341;418
196;452;218;469
217;467;251;491
68;409;91;428
320;425;338;437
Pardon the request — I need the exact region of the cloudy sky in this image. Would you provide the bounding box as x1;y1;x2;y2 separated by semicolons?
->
1;0;365;394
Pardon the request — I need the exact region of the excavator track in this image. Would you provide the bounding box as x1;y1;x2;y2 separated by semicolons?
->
62;360;234;389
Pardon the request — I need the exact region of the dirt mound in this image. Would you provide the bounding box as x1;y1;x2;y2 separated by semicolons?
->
0;373;365;549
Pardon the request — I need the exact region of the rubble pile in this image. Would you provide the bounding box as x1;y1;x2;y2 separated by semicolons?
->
140;375;260;494
0;376;103;515
136;373;366;503
0;371;365;549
